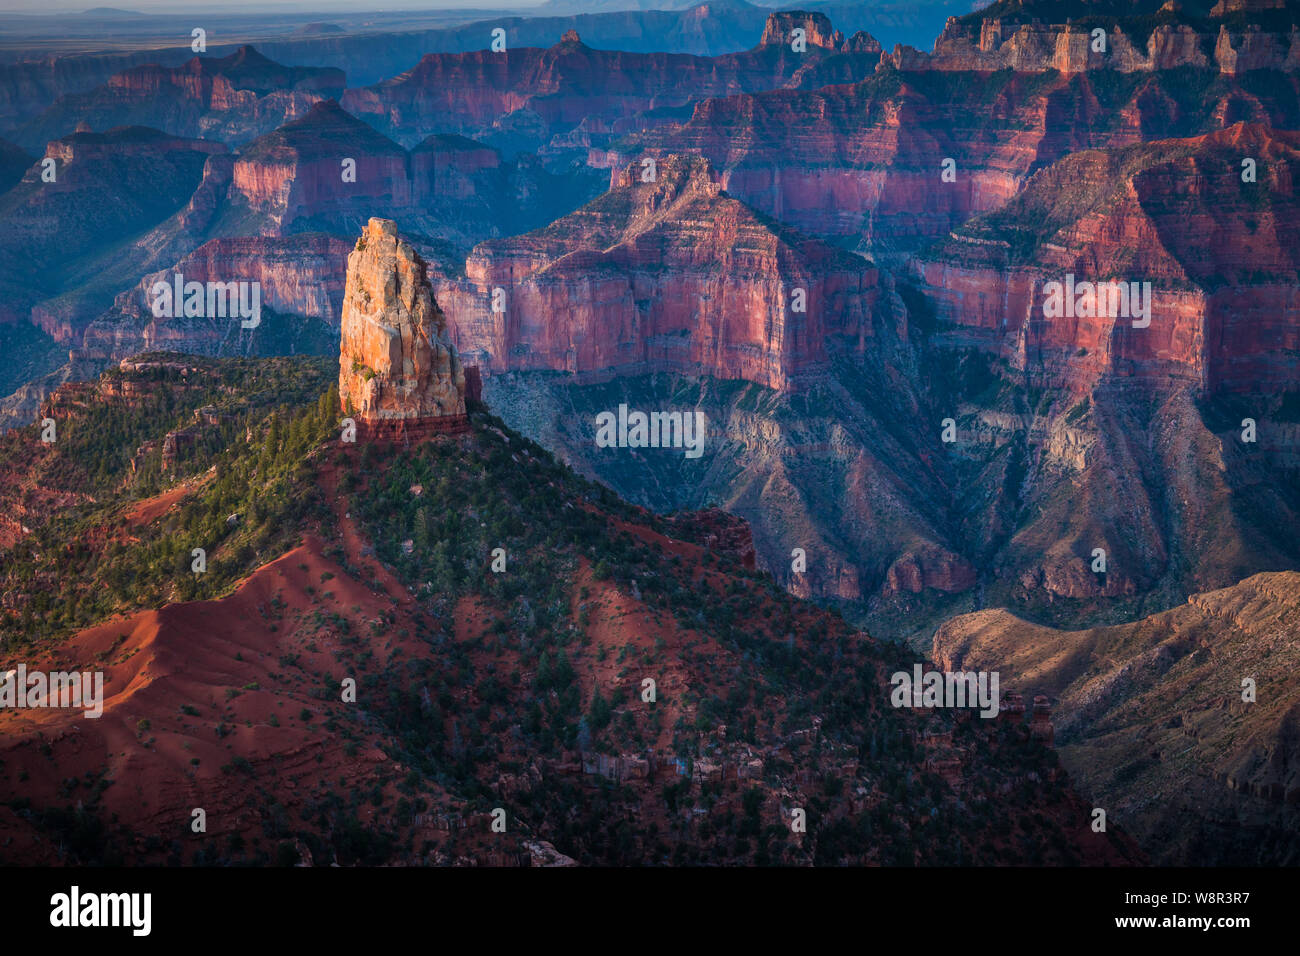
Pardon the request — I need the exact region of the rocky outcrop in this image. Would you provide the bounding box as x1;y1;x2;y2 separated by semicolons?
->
338;218;467;442
438;154;878;391
899;3;1300;74
663;507;757;569
883;546;977;596
758;11;881;55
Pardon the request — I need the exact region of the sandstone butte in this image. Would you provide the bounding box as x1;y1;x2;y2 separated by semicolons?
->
338;217;468;442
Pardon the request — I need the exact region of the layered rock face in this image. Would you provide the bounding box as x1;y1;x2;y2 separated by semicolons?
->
0;48;196;129
338;218;467;441
81;235;353;360
409;133;501;201
340;15;884;153
612;63;1300;252
222;99;603;252
912;123;1300;396
902;2;1300;73
437;154;878;391
229;99;412;237
0;4;779;130
0;104;600;387
758;10;883;58
15;46;345;151
759;11;853;51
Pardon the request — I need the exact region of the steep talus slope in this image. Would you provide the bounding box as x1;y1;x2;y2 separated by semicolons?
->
473;310;1300;640
933;571;1300;864
478;359;979;617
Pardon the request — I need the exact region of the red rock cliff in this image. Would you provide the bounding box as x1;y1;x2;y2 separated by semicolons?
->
436;153;878;391
911;123;1300;396
611;61;1300;250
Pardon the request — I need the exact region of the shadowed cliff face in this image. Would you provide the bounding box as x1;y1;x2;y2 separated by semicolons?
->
0;126;223;330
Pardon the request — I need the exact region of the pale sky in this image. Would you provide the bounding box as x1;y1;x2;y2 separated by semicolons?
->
0;1;550;12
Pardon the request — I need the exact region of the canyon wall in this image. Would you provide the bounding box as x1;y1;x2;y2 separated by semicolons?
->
436;154;879;391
